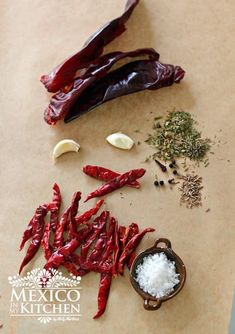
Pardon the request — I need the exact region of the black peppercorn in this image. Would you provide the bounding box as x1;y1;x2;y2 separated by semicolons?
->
169;160;177;168
173;170;178;175
154;180;159;186
168;178;175;184
159;180;164;186
155;160;167;172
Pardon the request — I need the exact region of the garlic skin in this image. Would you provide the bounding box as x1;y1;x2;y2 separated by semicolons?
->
106;133;134;150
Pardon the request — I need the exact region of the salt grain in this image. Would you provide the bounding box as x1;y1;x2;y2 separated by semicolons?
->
135;253;180;298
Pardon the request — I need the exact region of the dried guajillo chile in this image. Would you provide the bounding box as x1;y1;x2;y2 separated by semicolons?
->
84;168;146;202
65;60;185;123
44;48;159;125
40;0;140;92
83;165;140;189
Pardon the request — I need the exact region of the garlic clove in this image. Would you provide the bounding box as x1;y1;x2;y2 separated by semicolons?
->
53;139;80;161
106;133;134;150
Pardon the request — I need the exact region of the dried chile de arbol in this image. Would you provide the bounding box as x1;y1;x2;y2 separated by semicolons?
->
64;60;185;123
53;206;71;249
118;227;155;274
87;232;108;264
44;48;159;125
41;183;62;260
19;217;36;251
41;222;52;261
63;261;84;277
40;0;140;93
19;203;48;251
50;183;62;232
100;217;116;265
116;223;139;274
18;184;157;319
84;168;146;202
83;165;140;189
19;206;48;274
68;191;82;237
44;238;79;271
93;273;112;319
124;223;139;270
75;199;104;224
80;211;109;258
53;191;81;249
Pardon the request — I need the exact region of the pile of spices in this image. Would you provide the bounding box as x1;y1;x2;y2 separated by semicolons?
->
146;110;211;162
135;253;179;298
179;174;203;208
19;184;155;319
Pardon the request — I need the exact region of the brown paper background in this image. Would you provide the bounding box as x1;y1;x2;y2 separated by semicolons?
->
0;1;235;333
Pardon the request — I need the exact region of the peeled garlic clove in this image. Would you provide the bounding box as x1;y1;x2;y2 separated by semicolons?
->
53;139;80;161
106;133;134;150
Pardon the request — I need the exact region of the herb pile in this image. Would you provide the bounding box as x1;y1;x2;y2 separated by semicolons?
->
146;111;211;162
145;111;212;209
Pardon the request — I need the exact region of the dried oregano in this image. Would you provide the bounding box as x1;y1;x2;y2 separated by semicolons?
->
146;110;211;161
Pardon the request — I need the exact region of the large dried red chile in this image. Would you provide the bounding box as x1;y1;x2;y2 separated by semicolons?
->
44;48;159;125
64;60;185;123
40;0;139;93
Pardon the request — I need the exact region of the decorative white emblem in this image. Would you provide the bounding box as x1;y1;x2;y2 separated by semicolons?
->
8;268;81;323
8;268;81;288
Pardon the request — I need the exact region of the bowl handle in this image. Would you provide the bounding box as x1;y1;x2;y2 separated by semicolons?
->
153;238;172;249
144;299;162;311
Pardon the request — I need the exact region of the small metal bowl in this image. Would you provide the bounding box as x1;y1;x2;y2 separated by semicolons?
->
130;238;186;310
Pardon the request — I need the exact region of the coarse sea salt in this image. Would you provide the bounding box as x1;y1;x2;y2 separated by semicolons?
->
135;252;180;298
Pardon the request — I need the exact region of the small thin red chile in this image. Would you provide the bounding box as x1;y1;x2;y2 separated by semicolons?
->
84;168;146;202
19;184;155;319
